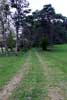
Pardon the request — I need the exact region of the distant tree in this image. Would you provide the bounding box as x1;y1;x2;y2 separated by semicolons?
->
26;5;55;46
0;0;10;55
7;31;15;50
10;0;30;55
27;4;67;46
39;4;55;45
41;36;48;50
53;21;67;44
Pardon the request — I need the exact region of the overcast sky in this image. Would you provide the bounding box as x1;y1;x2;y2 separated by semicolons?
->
28;0;67;16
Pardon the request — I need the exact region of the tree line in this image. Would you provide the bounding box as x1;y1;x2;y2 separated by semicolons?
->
0;0;67;55
25;4;67;47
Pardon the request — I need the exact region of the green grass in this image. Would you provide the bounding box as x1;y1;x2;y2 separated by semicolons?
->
0;44;67;100
9;45;67;100
0;51;28;90
9;50;49;100
39;44;67;99
40;44;67;73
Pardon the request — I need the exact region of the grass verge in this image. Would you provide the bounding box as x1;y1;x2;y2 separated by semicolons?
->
0;51;28;90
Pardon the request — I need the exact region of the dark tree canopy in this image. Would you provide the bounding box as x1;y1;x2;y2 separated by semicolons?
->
0;2;67;54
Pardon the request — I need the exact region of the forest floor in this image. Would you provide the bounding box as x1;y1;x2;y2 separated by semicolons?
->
0;44;67;100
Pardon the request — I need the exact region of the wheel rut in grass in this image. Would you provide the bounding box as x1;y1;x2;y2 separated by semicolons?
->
0;57;30;100
35;52;65;100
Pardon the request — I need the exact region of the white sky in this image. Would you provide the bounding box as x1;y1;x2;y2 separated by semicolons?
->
28;0;67;16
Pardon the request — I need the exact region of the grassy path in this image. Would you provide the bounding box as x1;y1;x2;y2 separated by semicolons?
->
1;48;67;100
0;52;31;100
9;50;48;100
38;51;67;100
0;52;29;90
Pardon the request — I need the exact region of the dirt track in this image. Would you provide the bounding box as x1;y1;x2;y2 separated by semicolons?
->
36;52;65;100
0;58;30;100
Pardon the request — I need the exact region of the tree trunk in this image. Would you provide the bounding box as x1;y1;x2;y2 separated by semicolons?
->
1;19;8;56
16;28;19;56
1;42;4;54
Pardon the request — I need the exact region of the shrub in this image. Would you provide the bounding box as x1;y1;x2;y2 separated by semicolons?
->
41;37;48;50
22;38;31;51
7;32;16;50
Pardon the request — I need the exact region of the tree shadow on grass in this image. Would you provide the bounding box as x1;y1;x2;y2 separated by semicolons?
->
36;45;67;53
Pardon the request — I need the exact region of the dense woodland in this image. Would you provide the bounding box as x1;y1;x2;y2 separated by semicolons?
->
0;0;67;55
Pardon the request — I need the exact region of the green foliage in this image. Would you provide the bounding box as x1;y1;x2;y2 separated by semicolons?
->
22;38;32;51
53;21;67;44
7;32;16;50
41;37;48;50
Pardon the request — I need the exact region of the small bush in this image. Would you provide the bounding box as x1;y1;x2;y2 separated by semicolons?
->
22;38;31;51
7;32;16;50
41;37;48;50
